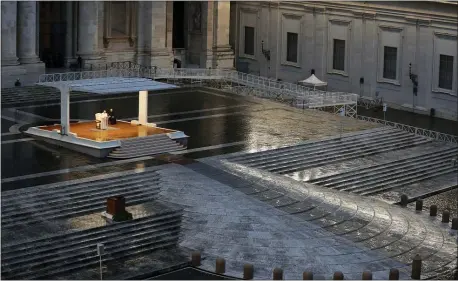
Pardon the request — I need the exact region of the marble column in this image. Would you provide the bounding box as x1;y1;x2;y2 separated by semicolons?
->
65;1;74;66
17;1;41;64
77;1;101;61
1;1;19;65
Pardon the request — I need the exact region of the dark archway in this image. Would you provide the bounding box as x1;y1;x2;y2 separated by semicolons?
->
39;1;66;68
172;1;185;49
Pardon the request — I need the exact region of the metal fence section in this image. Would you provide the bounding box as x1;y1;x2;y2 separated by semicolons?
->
356;115;458;144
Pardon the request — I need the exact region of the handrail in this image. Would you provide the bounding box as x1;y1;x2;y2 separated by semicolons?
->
356;115;458;144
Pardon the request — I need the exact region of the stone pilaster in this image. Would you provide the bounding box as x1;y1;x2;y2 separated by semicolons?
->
17;1;41;64
77;1;102;62
136;1;173;67
1;1;19;66
65;1;75;67
201;1;234;69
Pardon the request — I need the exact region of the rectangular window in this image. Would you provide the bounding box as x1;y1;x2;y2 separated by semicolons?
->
244;26;255;56
383;46;398;80
332;39;345;71
439;54;454;90
286;32;298;63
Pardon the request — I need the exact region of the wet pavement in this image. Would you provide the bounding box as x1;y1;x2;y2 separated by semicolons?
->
358;106;458;136
2;86;457;280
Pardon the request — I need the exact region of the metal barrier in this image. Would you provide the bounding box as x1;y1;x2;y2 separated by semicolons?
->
356;115;458;144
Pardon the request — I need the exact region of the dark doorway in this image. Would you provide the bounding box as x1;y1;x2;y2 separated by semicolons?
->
39;1;66;68
172;1;185;49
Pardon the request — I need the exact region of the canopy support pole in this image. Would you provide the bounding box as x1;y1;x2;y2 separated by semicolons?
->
60;85;70;135
139;90;148;125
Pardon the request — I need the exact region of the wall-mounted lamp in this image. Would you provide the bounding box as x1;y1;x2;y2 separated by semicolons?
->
311;69;315;75
409;63;418;96
261;40;271;61
359;77;364;85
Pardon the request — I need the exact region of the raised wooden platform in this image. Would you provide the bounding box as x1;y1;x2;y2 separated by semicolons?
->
39;121;175;142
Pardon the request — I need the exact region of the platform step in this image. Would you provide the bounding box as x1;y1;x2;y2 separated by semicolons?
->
108;135;186;159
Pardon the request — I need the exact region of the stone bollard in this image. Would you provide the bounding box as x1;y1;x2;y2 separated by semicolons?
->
303;271;313;280
389;268;399;280
411;254;422;280
273;268;283;280
430;205;437;216
243;264;254;280
215;258;226;274
442;210;450;223
415;199;423;211
400;194;408;207
333;271;344;280
362;270;373;280
452;218;458;230
191;252;201;267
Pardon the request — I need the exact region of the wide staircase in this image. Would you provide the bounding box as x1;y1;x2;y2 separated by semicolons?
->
307;146;458;195
226;127;432;175
108;134;186;159
1;172;184;280
1;172;162;228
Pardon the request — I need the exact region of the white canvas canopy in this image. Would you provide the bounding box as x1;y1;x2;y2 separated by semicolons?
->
298;74;328;88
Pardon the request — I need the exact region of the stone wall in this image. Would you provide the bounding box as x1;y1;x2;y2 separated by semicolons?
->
233;1;458;120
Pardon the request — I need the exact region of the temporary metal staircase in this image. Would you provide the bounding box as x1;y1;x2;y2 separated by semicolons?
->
108;134;186;159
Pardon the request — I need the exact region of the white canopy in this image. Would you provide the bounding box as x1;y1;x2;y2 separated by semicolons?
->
298;74;327;87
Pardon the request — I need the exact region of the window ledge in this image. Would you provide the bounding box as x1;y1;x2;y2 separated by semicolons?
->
432;88;457;96
239;54;257;61
281;61;301;68
328;70;348;77
377;78;401;86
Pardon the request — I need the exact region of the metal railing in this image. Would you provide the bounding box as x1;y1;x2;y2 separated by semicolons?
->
356;115;458;144
36;67;458;144
37;67;359;105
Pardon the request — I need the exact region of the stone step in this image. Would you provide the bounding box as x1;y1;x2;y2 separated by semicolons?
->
320;151;457;188
272;138;432;175
108;144;186;159
1;176;160;211
2;209;182;253
2;218;182;270
1;181;161;217
253;132;416;170
357;166;458;195
2;233;181;280
248;129;409;168
337;160;456;192
231;127;398;164
269;137;430;174
1;172;159;200
2;191;161;227
309;147;458;185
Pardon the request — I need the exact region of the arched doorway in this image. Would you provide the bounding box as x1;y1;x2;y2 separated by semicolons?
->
39;1;66;68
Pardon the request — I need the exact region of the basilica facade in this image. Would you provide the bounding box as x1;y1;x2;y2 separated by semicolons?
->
1;1;234;87
1;1;457;120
